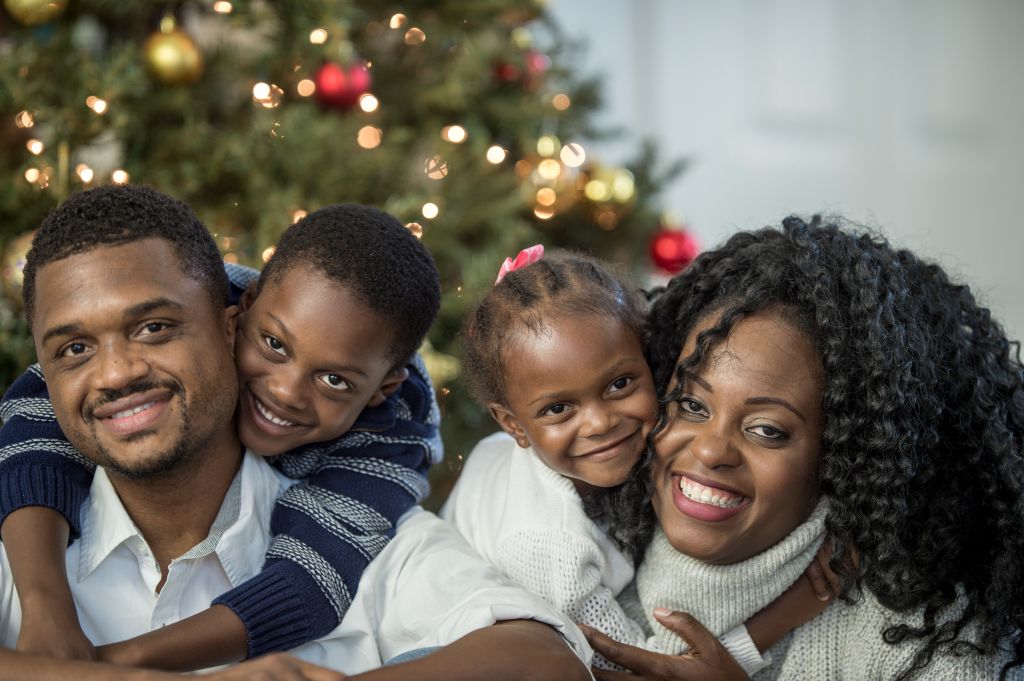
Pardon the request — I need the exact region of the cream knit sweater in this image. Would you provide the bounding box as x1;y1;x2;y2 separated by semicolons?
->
629;500;1017;680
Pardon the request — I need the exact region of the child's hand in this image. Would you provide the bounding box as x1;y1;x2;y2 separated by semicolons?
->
581;611;750;681
205;653;347;681
17;598;97;661
802;540;843;602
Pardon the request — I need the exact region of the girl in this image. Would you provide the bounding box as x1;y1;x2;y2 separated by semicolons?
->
584;217;1024;680
442;248;836;675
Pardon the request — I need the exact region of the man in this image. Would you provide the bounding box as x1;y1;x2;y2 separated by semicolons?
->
0;185;592;681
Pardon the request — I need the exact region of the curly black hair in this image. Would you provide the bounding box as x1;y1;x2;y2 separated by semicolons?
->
595;216;1024;679
22;184;228;328
260;204;440;367
460;250;646;408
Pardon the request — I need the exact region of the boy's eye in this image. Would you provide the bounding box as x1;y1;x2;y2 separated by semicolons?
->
541;403;569;417
609;376;633;392
263;335;286;356
319;373;352;392
140;322;168;335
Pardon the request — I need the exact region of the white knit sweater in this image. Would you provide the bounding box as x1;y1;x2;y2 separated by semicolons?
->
629;500;1017;680
441;432;766;674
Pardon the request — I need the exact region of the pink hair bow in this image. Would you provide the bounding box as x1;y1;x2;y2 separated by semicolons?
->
495;244;545;284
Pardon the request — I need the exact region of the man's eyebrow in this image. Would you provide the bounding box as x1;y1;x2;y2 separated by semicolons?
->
126;298;185;318
40;323;82;348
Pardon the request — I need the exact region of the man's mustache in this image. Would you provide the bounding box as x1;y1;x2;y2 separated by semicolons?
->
83;380;184;420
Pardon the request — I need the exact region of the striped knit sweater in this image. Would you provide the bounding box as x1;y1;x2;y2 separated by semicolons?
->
0;263;443;658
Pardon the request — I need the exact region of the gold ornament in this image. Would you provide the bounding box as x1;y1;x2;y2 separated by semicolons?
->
3;0;67;26
2;230;35;304
143;17;203;85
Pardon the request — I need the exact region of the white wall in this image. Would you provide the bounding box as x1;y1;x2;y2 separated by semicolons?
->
549;0;1024;340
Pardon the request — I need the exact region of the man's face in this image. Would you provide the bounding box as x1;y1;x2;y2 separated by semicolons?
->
30;238;239;480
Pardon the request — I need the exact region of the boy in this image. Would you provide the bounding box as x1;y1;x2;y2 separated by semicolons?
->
0;190;442;669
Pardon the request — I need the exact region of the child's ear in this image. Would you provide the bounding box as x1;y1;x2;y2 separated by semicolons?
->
239;279;259;312
367;367;410;407
488;403;530;449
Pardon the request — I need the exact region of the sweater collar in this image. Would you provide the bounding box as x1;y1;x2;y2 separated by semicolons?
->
635;497;829;653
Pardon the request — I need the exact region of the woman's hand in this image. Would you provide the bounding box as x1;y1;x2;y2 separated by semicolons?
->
582;610;750;681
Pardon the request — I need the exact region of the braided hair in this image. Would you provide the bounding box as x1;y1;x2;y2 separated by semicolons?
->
598;216;1024;680
461;250;646;408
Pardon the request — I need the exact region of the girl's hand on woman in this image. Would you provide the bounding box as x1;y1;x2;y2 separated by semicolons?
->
581;610;749;681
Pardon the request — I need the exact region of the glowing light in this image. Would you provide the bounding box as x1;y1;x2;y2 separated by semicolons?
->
514;159;532;177
560;142;585;168
596;208;619;230
252;83;284;108
537;158;562;180
421;202;439;219
585;179;611;202
262;246;276;262
309;28;328;44
406;222;424;239
223;253;240;264
552;93;571;111
111;169;130;185
297;79;316;97
357;126;382;149
486;145;507;164
292;209;307;223
26;139;44;155
511;27;533;48
536;135;559;157
252;82;271;99
535;188;557;207
424;155;448;180
15;111;35;128
612;170;635;202
86;95;98;107
75;164;94;183
404;27;426;45
88;97;108;114
441;125;467;143
358;93;379;112
24;168;40;183
533;206;555;220
389;13;407;29
212;1;233;13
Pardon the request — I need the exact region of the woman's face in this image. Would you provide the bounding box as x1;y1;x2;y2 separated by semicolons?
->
651;310;825;564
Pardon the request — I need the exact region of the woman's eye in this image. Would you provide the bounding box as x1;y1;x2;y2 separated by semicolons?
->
263;335;286;355
609;376;633;392
676;397;706;415
319;374;351;391
750;424;788;440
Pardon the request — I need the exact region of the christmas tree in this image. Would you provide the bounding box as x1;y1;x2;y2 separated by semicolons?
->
0;0;681;505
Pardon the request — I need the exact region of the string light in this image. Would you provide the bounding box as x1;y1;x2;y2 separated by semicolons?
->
25;139;44;155
358;94;379;112
75;164;94;183
533;206;555;220
552;93;571;111
389;14;407;29
111;169;130;185
585;178;611;202
404;27;426;45
424;155;448;180
309;28;328;44
560;142;585;168
297;79;316;97
24;168;40;183
535;188;556;207
537;158;562;180
406;222;424;239
15;111;35;128
262;246;276;262
252;82;270;99
291;209;307;223
536;135;559;157
212;1;233;13
612;170;635;202
421;202;439;219
252;82;284;108
224;253;239;264
441;125;467;143
486;145;507;164
357;126;382;149
514;159;532;176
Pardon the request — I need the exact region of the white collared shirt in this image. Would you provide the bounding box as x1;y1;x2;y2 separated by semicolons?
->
0;452;591;674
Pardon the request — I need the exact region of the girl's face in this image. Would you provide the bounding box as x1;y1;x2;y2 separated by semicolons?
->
490;313;657;494
651;310;825;564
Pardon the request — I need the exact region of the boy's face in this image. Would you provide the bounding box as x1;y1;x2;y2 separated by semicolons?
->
235;264;405;456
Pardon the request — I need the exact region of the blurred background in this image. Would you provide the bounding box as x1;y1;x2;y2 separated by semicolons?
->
2;0;1021;506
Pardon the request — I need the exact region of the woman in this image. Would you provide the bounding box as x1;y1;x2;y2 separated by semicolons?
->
585;217;1024;680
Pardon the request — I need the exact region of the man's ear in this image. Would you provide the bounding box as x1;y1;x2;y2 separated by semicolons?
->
223;304;240;354
239;279;259;312
488;403;530;449
367;366;410;407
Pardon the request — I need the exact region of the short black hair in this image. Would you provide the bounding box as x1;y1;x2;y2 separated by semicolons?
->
23;184;228;328
461;250;646;407
599;216;1024;680
260;204;440;366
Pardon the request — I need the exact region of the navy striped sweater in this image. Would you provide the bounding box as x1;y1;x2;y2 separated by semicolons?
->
0;263;443;657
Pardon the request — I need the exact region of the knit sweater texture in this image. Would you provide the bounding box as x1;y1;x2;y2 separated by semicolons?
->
0;262;443;658
628;499;1018;680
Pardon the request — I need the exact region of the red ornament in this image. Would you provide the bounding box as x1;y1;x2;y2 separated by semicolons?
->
650;225;700;275
313;61;371;110
493;50;549;89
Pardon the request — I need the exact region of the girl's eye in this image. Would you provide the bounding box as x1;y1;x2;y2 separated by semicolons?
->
263;335;286;356
609;376;633;393
59;342;88;358
319;373;352;392
749;424;788;440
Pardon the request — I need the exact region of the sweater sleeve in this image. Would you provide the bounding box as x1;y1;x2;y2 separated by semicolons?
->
213;354;441;657
0;364;95;539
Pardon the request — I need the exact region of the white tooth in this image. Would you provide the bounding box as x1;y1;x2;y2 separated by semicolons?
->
112;402;155;419
700;488;712;503
711;495;721;505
